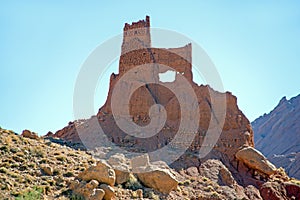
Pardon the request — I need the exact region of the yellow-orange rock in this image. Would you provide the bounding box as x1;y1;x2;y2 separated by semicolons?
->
236;147;276;176
21;129;39;139
78;160;116;186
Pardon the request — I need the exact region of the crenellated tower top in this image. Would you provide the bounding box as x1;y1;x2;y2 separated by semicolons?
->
119;16;192;82
121;16;151;53
123;15;150;31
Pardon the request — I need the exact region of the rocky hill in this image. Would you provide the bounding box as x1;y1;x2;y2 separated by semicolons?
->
0;128;97;199
2;127;300;200
252;94;300;179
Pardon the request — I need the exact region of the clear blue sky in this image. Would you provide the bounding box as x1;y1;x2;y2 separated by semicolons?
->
1;1;300;135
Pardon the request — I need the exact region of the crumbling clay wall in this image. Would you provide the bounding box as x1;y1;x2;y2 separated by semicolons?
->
54;16;254;178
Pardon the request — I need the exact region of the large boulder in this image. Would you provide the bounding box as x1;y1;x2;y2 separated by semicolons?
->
137;169;178;194
199;159;235;187
259;182;288;200
236;147;276;176
21;129;39;139
185;166;199;177
133;155;179;194
284;182;300;200
99;184;115;200
108;154;131;185
70;180;105;200
78;160;116;186
90;189;106;200
244;185;263;200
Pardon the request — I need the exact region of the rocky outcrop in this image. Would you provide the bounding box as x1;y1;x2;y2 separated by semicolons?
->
244;185;263;200
99;184;115;200
75;153;179;195
107;154;131;185
21;129;39;139
134;156;179;194
70;180;105;200
0;128;100;199
199;159;235;187
259;181;300;200
179;159;263;199
252;94;300;179
137;169;178;194
260;182;288;200
236;147;277;176
78;160;116;186
2;127;300;199
72;161;118;199
284;182;300;199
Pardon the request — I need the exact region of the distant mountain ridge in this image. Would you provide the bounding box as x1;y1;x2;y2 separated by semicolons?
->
252;94;300;179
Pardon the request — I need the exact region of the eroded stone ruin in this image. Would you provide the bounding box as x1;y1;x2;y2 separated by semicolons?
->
52;16;279;188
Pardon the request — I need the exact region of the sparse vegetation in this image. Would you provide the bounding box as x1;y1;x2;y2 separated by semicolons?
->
210;191;219;198
204;185;214;192
0;167;8;174
0;128;97;199
202;176;208;182
144;190;160;200
70;193;84;200
56;155;67;162
290;178;300;185
0;145;9;152
15;186;44;200
124;174;143;190
0;126;299;200
63;171;74;177
179;179;191;186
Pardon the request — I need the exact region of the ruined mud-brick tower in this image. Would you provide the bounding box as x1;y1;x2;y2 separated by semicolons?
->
121;15;151;53
99;16;253;158
98;15;200;152
118;16;193;82
102;16;194;120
